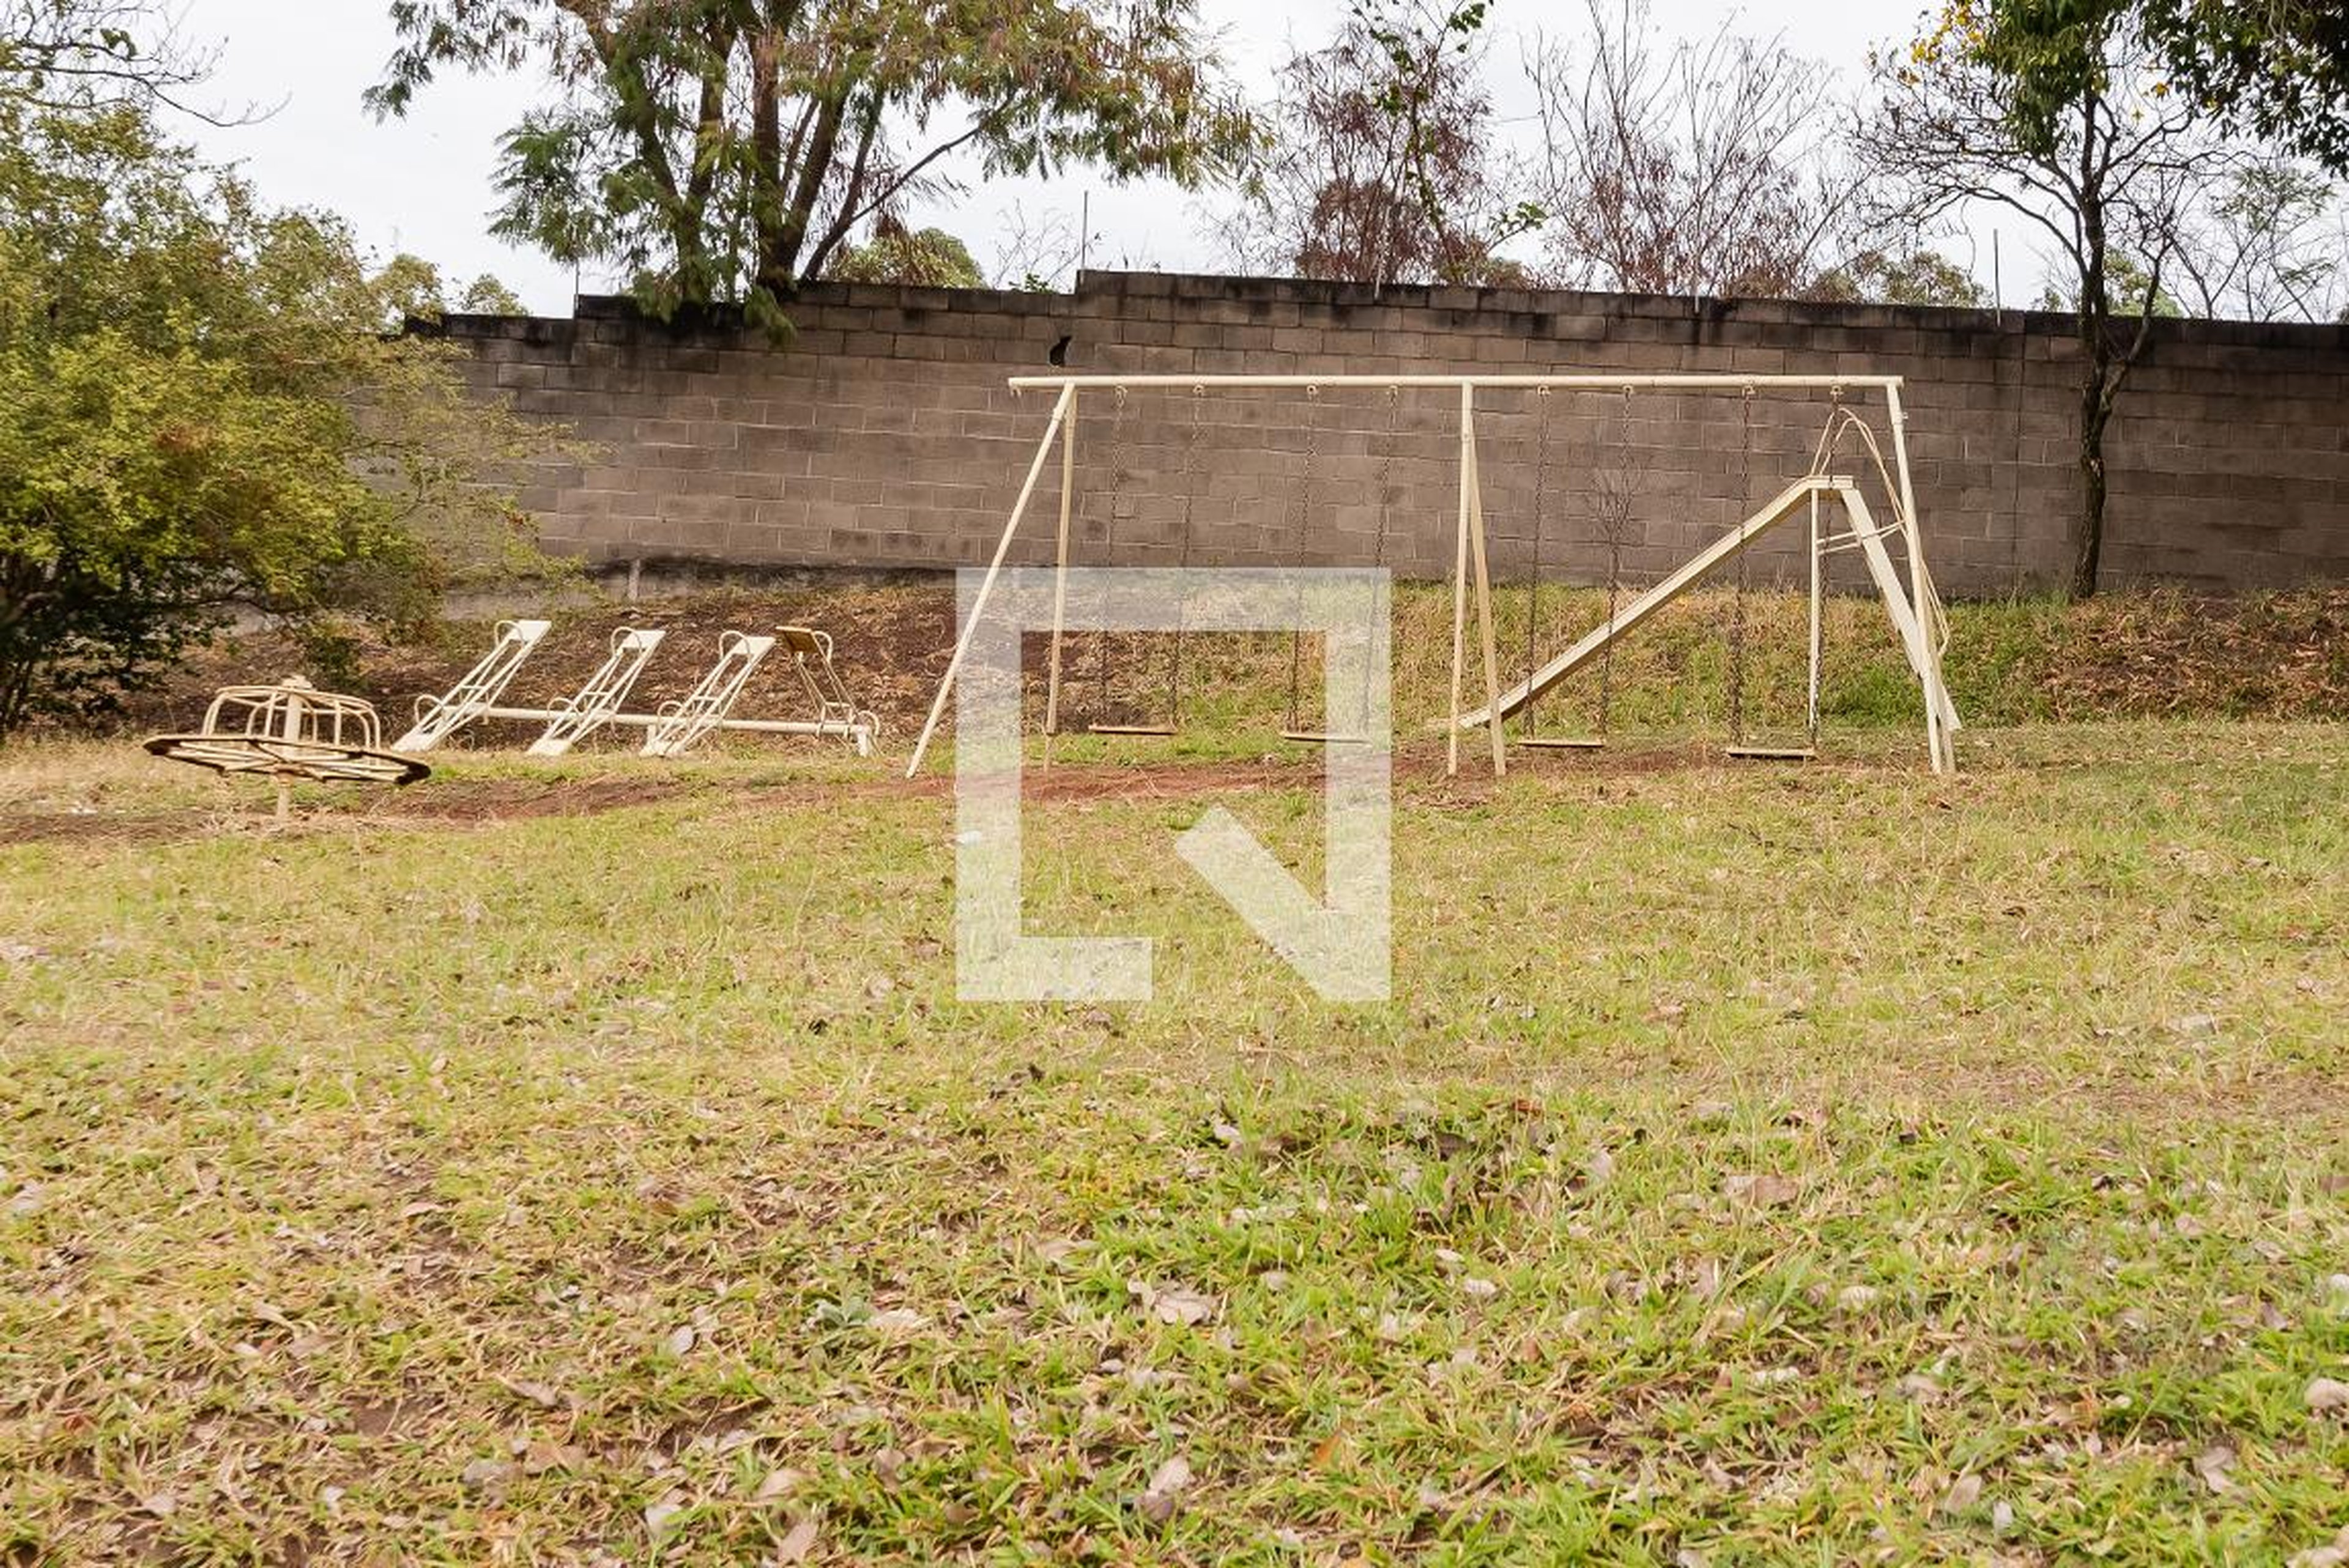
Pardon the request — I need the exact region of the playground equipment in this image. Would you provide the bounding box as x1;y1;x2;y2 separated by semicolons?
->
905;373;1960;778
144;676;430;819
393;621;879;757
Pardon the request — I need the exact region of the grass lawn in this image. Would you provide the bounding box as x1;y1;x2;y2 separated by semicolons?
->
2;723;2346;1565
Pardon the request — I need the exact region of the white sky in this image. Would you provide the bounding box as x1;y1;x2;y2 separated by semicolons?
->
171;0;1995;314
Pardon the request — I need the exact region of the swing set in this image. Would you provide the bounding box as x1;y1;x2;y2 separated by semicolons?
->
905;374;1959;778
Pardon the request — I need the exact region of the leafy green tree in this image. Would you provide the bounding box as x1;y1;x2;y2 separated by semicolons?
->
456;272;529;314
2132;0;2349;172
371;252;533;324
1808;248;1991;308
0;100;574;739
1859;0;2248;598
825;218;984;287
368;0;1254;331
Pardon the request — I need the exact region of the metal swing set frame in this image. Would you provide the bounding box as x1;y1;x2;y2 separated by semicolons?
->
905;373;1961;779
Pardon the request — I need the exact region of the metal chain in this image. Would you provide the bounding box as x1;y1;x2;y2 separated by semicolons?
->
1524;386;1553;738
1597;386;1631;737
1359;386;1401;733
1165;386;1203;725
1093;385;1132;718
1727;383;1754;741
1285;385;1320;734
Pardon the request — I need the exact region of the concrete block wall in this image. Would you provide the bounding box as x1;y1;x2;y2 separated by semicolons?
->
432;271;2349;596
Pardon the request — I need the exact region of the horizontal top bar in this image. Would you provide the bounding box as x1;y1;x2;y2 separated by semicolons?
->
1006;373;1901;391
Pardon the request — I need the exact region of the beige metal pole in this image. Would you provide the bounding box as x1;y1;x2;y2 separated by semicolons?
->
905;385;1075;777
1463;401;1506;777
1447;383;1474;777
1883;383;1951;774
1040;387;1080;771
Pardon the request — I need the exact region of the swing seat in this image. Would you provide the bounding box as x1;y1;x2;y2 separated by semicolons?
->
1724;743;1816;761
1520;735;1606;750
1278;730;1371;745
1088;722;1178;738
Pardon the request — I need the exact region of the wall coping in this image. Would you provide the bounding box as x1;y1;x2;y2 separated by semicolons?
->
416;268;2349;356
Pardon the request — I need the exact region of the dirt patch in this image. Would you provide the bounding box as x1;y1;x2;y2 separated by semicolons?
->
0;777;696;848
369;777;690;823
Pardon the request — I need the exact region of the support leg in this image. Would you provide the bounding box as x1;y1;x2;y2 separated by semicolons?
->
906;386;1075;777
1807;489;1823;745
1447;385;1474;778
1041;388;1080;771
1463;412;1506;778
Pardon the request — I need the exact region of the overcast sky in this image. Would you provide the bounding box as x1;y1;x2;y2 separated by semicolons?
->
172;0;1976;314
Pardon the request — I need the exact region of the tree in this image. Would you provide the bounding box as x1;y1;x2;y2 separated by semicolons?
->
2134;0;2349;172
370;253;533;324
1808;248;1991;307
2168;158;2345;320
1;0;220;116
457;272;529;314
1858;0;2248;598
1217;0;1532;286
368;0;1253;331
0;96;576;739
825;216;984;287
1528;0;1866;297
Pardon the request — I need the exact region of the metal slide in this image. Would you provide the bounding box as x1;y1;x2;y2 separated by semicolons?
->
1458;475;1959;738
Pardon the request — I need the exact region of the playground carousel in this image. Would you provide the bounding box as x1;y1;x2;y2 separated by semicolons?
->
144;676;430;820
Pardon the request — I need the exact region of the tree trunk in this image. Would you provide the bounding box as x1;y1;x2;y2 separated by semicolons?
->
2070;362;2109;601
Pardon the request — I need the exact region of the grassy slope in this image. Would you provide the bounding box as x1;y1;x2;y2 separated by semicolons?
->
2;728;2346;1565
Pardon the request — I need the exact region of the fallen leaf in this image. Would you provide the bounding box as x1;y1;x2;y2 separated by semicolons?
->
866;1307;929;1334
2307;1376;2349;1413
1151;1285;1218;1328
754;1467;804;1504
1937;1474;1983;1515
773;1514;820;1562
139;1490;176;1520
497;1376;563;1408
1836;1284;1880;1312
522;1440;586;1476
1136;1454;1193;1523
644;1498;685;1536
461;1458;513;1490
1722;1173;1800;1208
663;1325;697;1357
2194;1444;2236;1495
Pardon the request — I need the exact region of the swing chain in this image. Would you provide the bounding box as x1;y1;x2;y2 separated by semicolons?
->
1727;382;1755;741
1093;385;1133;720
1596;385;1634;736
1285;385;1321;734
1525;386;1553;738
1164;386;1203;724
